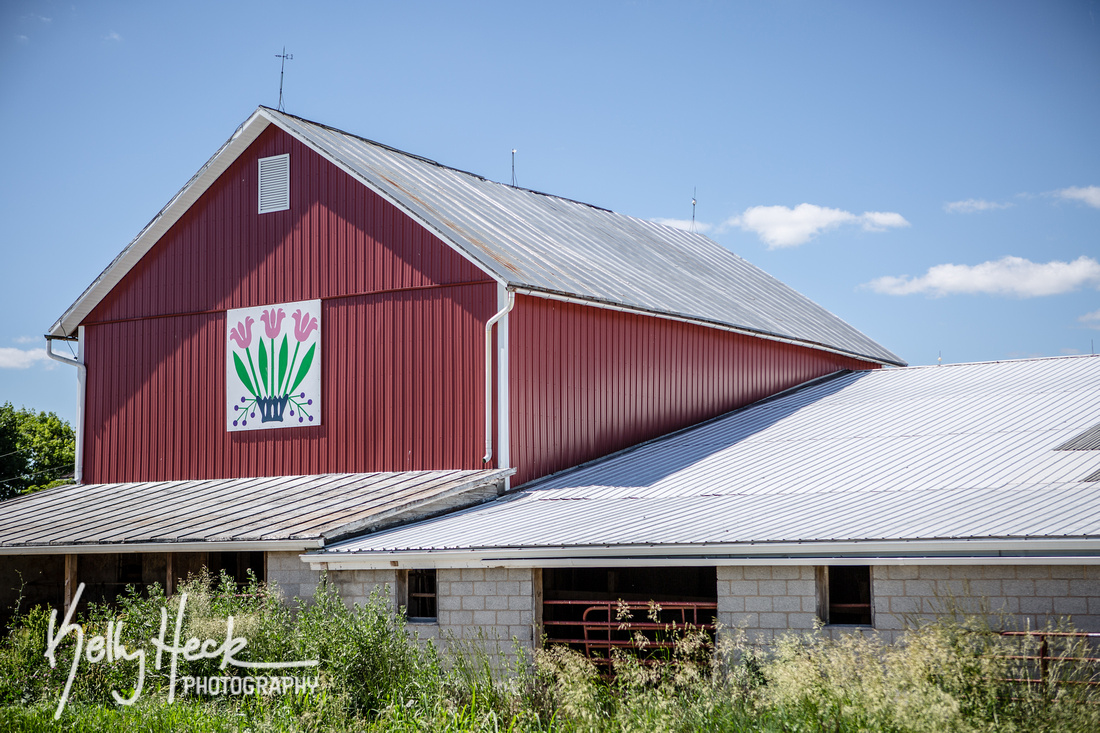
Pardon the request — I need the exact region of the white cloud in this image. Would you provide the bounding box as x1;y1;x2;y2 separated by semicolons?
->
865;255;1100;298
651;217;712;234
1057;186;1100;209
944;199;1013;214
0;347;52;369
104;31;122;42
16;34;28;44
13;335;39;345
725;203;908;248
1080;309;1100;329
860;211;909;232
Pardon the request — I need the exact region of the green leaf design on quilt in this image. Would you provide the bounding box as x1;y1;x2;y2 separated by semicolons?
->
258;339;269;395
233;352;257;397
278;335;289;394
289;343;316;394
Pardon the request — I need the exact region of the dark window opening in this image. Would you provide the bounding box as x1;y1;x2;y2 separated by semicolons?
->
207;551;265;588
544;567;716;604
0;555;64;630
406;569;437;621
824;566;872;626
118;554;144;586
77;552;166;607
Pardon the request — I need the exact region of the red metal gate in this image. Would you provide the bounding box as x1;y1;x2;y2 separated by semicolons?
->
543;600;717;666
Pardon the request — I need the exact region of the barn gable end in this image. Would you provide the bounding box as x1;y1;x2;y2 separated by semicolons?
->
79;123;498;483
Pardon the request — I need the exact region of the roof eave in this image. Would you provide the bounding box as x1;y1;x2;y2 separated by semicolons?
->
305;537;1100;569
48;108;276;338
0;538;323;556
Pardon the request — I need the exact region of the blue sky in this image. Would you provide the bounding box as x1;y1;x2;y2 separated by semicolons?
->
2;1;1098;425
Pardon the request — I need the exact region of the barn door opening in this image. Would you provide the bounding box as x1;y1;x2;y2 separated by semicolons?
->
541;566;717;667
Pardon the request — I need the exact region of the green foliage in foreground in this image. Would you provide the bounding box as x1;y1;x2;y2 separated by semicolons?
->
2;571;1099;732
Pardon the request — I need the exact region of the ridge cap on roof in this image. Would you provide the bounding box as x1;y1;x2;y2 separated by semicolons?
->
261;106;614;213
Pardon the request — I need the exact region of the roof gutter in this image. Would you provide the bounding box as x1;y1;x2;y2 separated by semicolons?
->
303;538;1100;569
0;538;323;556
45;328;85;484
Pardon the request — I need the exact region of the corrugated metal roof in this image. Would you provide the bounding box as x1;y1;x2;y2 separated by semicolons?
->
50;107;903;366
268;109;902;366
0;470;510;552
1057;422;1100;451
324;355;1100;556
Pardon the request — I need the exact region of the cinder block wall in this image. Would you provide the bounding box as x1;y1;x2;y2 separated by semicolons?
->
436;568;541;650
266;551;323;601
873;565;1100;643
325;568;398;609
318;566;541;653
716;566;818;643
716;564;1100;645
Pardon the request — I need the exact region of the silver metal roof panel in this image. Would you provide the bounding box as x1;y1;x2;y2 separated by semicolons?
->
0;470;511;552
1057;422;1100;451
323;356;1100;556
267;109;902;365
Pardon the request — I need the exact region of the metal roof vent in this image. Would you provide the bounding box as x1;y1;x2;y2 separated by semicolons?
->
258;154;290;214
1055;423;1100;451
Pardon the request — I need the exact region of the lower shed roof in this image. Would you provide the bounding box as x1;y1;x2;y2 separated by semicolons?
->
0;469;512;554
316;355;1100;565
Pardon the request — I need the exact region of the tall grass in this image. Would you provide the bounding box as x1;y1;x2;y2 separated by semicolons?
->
2;572;1099;731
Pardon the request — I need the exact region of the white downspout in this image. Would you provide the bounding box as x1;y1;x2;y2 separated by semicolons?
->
483;288;514;467
46;326;85;484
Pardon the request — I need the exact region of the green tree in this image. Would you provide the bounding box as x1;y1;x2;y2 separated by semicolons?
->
0;403;75;500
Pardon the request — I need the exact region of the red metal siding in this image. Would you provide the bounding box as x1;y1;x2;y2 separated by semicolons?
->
81;126;495;483
508;295;880;486
84;126;490;324
83;284;495;482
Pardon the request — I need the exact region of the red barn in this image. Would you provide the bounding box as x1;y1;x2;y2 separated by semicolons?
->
1;107;902;625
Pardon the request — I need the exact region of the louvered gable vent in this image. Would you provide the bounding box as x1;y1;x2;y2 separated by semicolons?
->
258;154;290;213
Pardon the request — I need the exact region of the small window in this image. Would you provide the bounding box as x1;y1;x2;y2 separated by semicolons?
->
819;566;872;626
258;154;290;213
118;554;143;586
405;569;437;622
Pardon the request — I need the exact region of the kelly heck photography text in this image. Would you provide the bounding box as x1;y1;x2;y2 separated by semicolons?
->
44;583;319;719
